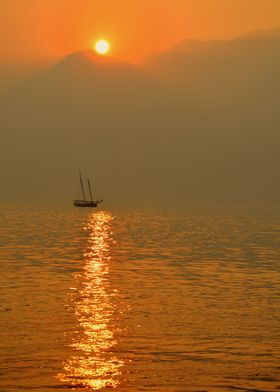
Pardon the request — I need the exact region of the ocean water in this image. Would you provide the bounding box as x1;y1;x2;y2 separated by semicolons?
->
0;207;280;392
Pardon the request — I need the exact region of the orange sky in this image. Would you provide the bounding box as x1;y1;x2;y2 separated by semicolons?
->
1;0;280;63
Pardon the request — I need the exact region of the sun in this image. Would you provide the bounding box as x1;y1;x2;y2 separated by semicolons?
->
94;39;110;55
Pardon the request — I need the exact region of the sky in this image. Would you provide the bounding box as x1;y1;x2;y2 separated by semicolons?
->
1;0;280;64
1;0;280;206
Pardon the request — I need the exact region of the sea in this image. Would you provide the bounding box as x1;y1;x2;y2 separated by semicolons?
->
0;207;280;392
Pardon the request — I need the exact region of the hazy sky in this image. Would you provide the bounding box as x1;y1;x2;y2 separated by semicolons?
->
1;0;280;63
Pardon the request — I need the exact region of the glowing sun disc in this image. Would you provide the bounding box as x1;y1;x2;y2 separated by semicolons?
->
95;39;110;55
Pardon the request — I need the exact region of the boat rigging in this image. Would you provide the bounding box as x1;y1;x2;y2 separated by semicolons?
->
73;171;103;208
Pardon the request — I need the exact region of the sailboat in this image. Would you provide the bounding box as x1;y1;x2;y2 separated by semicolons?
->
73;171;103;208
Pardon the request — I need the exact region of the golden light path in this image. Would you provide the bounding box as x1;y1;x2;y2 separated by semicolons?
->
58;211;124;390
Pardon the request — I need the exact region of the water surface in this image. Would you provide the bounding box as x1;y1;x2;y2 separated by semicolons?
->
1;208;280;391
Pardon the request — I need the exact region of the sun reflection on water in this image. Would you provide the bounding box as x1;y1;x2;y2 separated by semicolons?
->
58;211;124;390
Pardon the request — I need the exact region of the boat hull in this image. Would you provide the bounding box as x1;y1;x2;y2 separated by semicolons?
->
73;200;102;208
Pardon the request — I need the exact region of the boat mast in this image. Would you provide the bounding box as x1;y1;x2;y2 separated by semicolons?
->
87;178;93;202
79;171;86;202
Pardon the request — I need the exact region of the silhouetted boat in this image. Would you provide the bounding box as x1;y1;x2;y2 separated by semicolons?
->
73;171;103;208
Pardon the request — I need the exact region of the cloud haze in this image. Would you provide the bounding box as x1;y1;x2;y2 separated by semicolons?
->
1;30;279;206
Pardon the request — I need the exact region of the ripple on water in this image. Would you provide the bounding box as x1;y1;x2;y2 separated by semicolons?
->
0;207;280;391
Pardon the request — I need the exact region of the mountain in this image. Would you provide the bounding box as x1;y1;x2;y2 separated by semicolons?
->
5;50;164;119
144;29;280;109
1;32;280;206
142;29;280;205
0;50;174;206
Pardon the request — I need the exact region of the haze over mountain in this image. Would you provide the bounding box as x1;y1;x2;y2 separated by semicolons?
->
1;29;280;206
1;51;173;206
144;28;280;107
